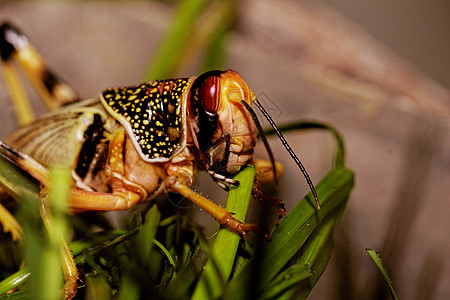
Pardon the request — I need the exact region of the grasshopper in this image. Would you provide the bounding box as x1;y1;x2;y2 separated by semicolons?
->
0;22;319;298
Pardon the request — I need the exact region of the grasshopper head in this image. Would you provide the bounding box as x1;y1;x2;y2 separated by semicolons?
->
188;70;257;180
187;70;319;209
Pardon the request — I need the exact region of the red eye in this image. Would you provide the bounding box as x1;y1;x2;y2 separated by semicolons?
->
199;76;220;113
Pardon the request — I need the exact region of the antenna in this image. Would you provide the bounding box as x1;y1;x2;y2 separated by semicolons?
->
240;100;278;187
246;99;320;210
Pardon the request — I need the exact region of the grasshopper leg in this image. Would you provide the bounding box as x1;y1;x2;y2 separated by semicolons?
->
39;186;146;298
0;140;48;240
0;202;23;241
68;189;143;211
0;22;80;117
252;158;287;218
165;173;268;238
0;140;49;185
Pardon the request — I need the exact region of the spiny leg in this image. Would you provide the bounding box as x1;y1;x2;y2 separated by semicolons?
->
0;140;49;240
252;158;287;218
165;173;267;237
0;22;80;120
0;140;49;185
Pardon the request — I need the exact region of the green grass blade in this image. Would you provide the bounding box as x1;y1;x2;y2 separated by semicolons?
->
287;206;344;299
0;154;40;295
143;0;210;80
6;166;72;300
135;205;161;266
191;165;255;300
85;273;112;300
259;209;340;300
200;0;238;72
259;264;311;300
0;290;28;300
225;167;354;299
366;249;399;300
117;275;140;300
40;167;71;300
144;0;238;80
0;268;30;295
0;154;40;198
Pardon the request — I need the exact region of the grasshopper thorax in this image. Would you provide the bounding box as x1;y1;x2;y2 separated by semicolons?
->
187;70;257;184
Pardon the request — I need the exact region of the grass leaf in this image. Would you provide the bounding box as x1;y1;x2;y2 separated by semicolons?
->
366;249;399;300
225;167;354;299
0;268;30;295
191;165;255;300
143;0;210;80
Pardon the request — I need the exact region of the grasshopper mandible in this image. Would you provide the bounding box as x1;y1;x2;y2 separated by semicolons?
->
0;22;319;298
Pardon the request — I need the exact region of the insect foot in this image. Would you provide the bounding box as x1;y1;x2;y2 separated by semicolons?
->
224;217;271;240
62;276;78;300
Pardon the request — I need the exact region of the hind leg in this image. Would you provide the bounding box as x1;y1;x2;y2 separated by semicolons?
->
0;141;78;298
0;22;80;125
0;202;23;241
0;140;49;240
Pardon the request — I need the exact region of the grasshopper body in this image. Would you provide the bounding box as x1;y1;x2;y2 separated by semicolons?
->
5;70;260;209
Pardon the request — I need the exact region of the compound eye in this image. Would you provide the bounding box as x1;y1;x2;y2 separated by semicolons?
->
199;76;221;113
